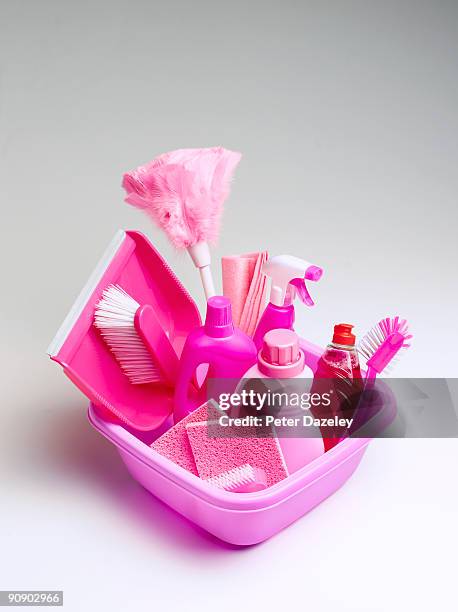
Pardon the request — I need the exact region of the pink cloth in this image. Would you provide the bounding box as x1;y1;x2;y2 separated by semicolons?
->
222;251;268;336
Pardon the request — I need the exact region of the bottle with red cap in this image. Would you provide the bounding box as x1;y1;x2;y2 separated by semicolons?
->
310;323;363;450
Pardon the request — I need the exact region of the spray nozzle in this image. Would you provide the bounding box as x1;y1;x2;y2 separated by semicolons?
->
262;255;323;308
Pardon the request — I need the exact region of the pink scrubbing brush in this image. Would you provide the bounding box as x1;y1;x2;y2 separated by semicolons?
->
94;284;179;385
122;147;242;299
358;316;412;381
351;317;412;435
206;465;268;493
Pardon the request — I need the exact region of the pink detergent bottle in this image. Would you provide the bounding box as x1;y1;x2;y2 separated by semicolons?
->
241;328;324;473
245;328;311;379
310;323;364;451
253;255;323;351
174;296;257;423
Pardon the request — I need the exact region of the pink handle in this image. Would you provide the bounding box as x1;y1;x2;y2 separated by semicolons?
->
135;304;180;385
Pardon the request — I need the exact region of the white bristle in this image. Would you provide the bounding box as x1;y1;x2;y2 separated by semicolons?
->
358;316;412;375
206;465;261;492
94;284;161;385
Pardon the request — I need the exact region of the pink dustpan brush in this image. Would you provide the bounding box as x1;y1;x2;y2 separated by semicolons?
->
122;147;242;299
358;316;412;381
94;284;180;385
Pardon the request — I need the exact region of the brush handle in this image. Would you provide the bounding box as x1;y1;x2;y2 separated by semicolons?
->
199;265;216;300
365;366;377;384
188;242;216;300
135;304;180;384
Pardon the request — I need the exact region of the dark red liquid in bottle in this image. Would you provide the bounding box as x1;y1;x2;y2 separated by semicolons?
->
311;324;363;451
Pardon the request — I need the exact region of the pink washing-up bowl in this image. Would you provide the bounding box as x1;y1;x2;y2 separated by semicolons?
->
87;338;394;546
89;403;370;545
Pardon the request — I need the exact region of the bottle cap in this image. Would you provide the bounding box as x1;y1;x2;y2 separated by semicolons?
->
205;296;234;338
258;328;305;378
332;323;356;346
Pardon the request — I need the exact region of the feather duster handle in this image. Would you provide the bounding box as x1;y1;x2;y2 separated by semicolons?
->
122;147;242;299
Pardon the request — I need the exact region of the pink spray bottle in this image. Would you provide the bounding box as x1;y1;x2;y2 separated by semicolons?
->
174;296;257;423
253;255;323;350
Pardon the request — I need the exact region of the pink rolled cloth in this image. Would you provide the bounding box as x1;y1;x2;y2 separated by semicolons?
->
222;251;268;335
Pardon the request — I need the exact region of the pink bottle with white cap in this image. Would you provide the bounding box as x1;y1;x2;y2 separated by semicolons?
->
174;296;257;423
253;255;323;351
242;329;324;472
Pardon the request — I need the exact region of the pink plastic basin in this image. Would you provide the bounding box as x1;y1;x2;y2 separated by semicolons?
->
89;403;369;545
87;338;383;546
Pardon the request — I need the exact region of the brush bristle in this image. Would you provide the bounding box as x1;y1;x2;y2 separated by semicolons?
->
358;316;412;363
122;147;242;249
206;464;267;493
94;285;161;385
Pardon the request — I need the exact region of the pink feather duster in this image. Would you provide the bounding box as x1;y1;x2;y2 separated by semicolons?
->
122;147;242;298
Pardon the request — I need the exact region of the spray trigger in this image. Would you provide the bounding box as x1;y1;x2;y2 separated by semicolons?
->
289;266;323;307
289;278;314;306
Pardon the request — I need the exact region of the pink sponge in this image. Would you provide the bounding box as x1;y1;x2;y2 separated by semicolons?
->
186;421;289;487
151;402;220;474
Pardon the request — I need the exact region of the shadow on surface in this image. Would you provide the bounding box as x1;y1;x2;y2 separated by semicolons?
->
26;397;251;555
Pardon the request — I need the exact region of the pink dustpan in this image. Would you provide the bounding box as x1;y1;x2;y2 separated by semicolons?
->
47;230;201;431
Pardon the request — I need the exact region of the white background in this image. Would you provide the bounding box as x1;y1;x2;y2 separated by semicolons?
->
1;1;457;610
